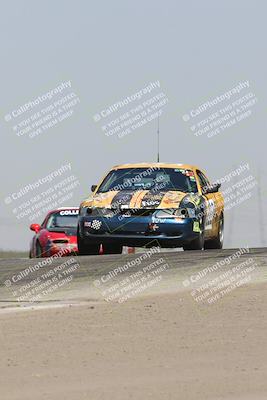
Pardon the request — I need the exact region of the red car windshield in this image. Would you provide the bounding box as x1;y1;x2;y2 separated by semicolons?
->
46;211;78;230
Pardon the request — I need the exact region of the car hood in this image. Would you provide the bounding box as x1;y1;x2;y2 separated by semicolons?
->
80;190;190;210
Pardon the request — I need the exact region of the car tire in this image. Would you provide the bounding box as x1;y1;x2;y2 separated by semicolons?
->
77;229;100;255
102;244;123;254
204;214;224;250
183;218;205;251
183;230;204;251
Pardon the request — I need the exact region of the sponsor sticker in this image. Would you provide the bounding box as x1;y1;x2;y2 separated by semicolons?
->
205;198;216;227
91;220;102;230
193;221;201;232
142;200;160;207
84;220;102;230
59;209;79;216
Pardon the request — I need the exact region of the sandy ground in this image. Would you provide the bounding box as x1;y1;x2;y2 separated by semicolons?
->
0;249;266;399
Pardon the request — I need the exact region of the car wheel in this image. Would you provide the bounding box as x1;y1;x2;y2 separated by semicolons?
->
183;218;205;251
183;230;204;251
36;241;43;258
102;244;123;254
77;229;100;255
204;214;224;250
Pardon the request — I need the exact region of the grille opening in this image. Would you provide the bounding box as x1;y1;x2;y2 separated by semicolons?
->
119;208;155;217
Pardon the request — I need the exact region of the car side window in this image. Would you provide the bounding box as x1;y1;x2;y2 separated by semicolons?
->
197;171;205;188
196;171;210;193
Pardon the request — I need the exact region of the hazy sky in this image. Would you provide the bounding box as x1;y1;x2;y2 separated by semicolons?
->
0;0;266;250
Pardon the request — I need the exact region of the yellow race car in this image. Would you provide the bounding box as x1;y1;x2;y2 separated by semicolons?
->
78;163;224;254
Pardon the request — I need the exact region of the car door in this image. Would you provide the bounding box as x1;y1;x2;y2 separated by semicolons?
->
196;170;217;237
34;218;47;257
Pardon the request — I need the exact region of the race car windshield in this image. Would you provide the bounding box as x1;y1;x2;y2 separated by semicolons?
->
97;168;198;193
46;212;78;230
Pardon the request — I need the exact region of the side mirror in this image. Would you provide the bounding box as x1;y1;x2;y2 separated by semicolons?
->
203;183;221;194
30;223;41;233
91;184;97;192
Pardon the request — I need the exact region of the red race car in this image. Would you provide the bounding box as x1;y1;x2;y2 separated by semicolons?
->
29;207;79;258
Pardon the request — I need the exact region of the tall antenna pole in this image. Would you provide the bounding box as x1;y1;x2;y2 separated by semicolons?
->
157;113;160;162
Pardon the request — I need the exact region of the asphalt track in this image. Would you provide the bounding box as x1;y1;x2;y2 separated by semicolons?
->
0;247;266;309
0;248;266;400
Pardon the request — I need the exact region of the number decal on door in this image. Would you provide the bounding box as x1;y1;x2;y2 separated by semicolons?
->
205;199;215;229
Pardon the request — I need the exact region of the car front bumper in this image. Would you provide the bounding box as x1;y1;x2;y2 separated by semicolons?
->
78;214;200;248
45;244;78;257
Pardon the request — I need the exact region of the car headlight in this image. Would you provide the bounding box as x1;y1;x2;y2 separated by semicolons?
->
95;208;115;218
187;208;196;218
154;208;191;219
79;207;115;218
79;206;92;216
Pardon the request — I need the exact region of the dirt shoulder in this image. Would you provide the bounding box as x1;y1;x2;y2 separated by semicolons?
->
0;278;266;400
